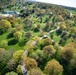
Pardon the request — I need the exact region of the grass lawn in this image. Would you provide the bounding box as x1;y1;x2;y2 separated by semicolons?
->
52;32;60;43
6;43;24;50
0;31;10;42
0;29;24;50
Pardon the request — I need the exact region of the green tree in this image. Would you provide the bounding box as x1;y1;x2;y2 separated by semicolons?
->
0;48;12;74
0;40;8;48
30;50;44;63
0;20;11;32
5;71;18;75
14;31;22;41
13;50;24;62
16;65;22;75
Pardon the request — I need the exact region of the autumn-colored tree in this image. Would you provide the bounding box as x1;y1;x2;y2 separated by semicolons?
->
59;22;66;30
43;38;52;46
7;59;17;71
55;15;64;22
14;24;23;31
44;59;63;75
0;20;11;32
43;45;56;58
70;52;76;69
23;57;37;70
61;43;74;62
6;17;15;26
29;68;45;75
40;9;46;15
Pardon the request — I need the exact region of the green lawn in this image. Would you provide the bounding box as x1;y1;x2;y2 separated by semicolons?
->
52;32;60;43
0;29;24;50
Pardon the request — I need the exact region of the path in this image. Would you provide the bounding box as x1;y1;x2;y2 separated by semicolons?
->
21;14;60;75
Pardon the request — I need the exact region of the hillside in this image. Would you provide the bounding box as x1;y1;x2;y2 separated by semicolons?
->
0;1;76;75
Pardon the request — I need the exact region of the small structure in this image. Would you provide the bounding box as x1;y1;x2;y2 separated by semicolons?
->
0;11;20;18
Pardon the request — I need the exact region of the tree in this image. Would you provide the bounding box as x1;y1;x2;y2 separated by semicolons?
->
43;22;51;32
61;45;74;62
16;65;22;75
23;57;37;70
13;50;24;62
24;39;38;54
59;22;66;30
30;50;44;63
14;24;23;31
0;20;11;32
16;65;23;75
0;48;12;74
43;45;56;58
23;19;32;30
43;38;52;46
71;28;76;36
0;40;8;48
44;59;63;75
25;31;32;39
14;31;22;41
70;52;76;75
7;59;17;71
0;0;12;11
5;71;18;75
29;68;45;75
55;15;64;22
60;42;76;75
